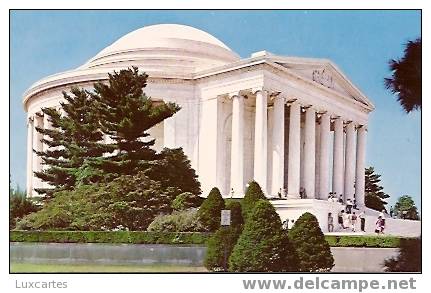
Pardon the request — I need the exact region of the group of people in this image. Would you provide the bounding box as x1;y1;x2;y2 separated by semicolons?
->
328;209;387;234
328;210;365;232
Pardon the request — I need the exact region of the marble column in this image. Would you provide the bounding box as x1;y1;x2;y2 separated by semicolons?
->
303;107;316;198
271;95;285;196
287;102;300;197
254;89;268;194
230;94;245;196
344;122;356;201
319;113;330;200
355;125;367;206
26;117;34;197
332;117;344;198
32;114;44;192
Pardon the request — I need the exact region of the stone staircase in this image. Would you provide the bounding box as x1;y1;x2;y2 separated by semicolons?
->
272;199;421;237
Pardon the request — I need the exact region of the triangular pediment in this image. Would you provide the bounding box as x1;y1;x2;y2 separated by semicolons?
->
267;56;374;109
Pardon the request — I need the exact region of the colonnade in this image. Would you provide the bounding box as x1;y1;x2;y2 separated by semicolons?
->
229;89;367;206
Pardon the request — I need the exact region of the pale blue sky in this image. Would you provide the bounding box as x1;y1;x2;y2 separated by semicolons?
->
10;10;421;209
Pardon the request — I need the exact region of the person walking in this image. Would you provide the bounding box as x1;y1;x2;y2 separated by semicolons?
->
337;210;344;230
351;212;358;232
346;198;353;214
375;216;383;234
379;209;386;233
343;210;350;231
328;213;334;232
359;210;366;232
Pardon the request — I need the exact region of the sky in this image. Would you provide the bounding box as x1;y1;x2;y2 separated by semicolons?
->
10;10;421;210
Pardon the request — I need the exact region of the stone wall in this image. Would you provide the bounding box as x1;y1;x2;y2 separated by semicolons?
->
10;243;399;272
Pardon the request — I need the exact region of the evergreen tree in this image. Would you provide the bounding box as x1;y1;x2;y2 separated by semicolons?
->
34;87;105;197
92;67;180;177
393;195;419;220
288;212;334;272
365;166;390;211
204;200;244;271
147;147;201;195
229;200;297;272
385;38;421;113
385;238;421;272
198;187;225;232
241;181;267;221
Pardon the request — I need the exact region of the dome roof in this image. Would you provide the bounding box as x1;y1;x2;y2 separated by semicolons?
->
81;24;240;71
97;24;232;54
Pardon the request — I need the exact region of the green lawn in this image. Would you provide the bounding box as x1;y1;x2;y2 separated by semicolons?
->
10;262;207;273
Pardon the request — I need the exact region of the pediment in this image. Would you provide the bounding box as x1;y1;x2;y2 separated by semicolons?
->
269;56;374;109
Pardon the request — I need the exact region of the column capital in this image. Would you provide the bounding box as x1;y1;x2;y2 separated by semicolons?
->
356;124;368;131
227;91;246;100
285;97;298;105
330;115;342;122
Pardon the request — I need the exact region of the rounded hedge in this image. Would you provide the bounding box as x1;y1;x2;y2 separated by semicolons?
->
229;200;297;272
241;181;267;222
288;212;334;272
198;187;225;232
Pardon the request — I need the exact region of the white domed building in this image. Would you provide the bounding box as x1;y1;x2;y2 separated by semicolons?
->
23;24;419;235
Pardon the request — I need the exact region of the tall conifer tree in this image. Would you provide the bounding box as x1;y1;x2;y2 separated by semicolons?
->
92;67;180;177
34;88;105;197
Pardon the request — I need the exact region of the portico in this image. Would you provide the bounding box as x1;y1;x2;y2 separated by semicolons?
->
205;83;370;208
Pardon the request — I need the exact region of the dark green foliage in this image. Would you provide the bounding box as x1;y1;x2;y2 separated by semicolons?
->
149;148;201;195
171;192;204;211
16;172;178;231
225;200;244;227
205;226;242;271
198;188;225;232
9;185;40;229
10;230;211;245
393;195;420;220
365;167;390;211
147;208;205;232
33;88;106;197
384;238;421;272
385;38;421;113
241;181;267;221
288;212;334;272
229;200;297;272
205;200;244;271
93;67;180;177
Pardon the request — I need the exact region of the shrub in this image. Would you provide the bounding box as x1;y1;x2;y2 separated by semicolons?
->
204;200;244;271
288;212;334;272
16;172;179;231
229;200;297;272
147;208;205;232
241;181;267;221
198;187;225;232
205;226;242;271
171;192;204;211
10;193;40;230
384;238;421;272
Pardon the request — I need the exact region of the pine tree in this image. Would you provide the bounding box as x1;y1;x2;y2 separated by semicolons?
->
365;166;390;211
34;87;106;197
92;67;180;177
